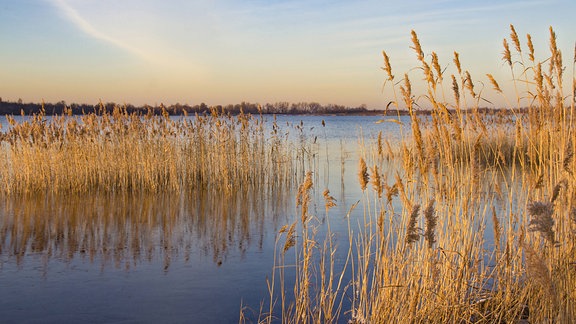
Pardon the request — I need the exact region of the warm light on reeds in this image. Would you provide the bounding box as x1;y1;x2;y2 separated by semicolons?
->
253;25;576;323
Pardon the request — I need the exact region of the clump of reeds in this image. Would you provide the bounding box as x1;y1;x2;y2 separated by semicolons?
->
255;25;576;323
259;171;350;324
0;107;302;195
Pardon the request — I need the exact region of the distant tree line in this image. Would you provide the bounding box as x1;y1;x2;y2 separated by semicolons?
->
0;98;398;116
0;98;520;116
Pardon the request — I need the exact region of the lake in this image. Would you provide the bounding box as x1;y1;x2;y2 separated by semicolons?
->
0;114;409;323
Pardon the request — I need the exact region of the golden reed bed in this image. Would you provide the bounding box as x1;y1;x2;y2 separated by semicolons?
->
0;108;299;194
246;26;576;323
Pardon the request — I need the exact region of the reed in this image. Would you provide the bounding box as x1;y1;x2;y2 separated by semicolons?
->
0;107;302;195
255;25;576;323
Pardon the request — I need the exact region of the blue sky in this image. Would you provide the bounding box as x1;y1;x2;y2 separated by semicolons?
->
0;0;574;108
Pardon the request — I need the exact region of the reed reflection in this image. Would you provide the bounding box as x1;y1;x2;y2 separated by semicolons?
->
0;183;292;271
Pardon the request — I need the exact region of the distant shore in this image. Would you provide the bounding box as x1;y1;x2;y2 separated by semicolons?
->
0;99;519;116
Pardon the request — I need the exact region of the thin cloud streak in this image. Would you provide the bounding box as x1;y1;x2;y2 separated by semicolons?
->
48;0;154;62
47;0;207;79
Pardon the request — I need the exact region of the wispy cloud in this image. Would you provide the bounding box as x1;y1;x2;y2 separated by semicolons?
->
48;0;155;62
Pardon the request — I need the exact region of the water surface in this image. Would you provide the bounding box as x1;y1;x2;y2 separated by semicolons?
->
0;114;408;323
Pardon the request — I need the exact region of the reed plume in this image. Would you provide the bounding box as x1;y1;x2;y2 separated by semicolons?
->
282;223;297;254
431;52;443;83
370;165;383;198
527;34;535;62
323;189;337;211
527;201;556;244
410;30;424;62
405;204;421;245
510;24;521;53
487;74;503;93
382;50;394;81
451;74;460;104
502;38;512;67
358;158;369;191
423;199;436;248
453;51;462;75
296;171;313;223
464;71;476;98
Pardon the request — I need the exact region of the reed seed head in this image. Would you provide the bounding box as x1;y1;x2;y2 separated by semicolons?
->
431;52;442;83
451;74;460;103
400;74;413;108
406;204;421;245
377;131;383;158
527;33;535;62
296;172;314;223
423;199;436;248
410;30;424;62
370;165;383;198
549;26;558;58
385;183;398;205
358;158;369;191
282;222;296;254
550;179;567;204
453;51;462;75
422;61;435;88
528;201;556;244
534;62;544;92
382;50;394;81
510;24;521;53
486;74;502;93
464;71;476;98
502;38;512;67
323;189;337;211
492;206;501;250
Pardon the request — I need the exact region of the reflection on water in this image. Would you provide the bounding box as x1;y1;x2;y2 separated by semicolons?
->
0;115;408;322
0;183;293;271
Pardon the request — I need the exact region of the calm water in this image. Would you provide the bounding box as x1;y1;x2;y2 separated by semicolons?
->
0;115;409;323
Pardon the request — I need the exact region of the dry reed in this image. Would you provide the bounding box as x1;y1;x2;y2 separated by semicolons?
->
0;108;301;195
256;25;576;323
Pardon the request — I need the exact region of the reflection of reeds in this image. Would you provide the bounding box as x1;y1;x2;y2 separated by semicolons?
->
0;183;292;270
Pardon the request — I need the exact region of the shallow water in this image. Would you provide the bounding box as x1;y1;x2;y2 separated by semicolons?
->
0;114;409;323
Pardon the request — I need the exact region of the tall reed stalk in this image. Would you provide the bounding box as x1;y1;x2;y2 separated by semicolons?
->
254;25;576;323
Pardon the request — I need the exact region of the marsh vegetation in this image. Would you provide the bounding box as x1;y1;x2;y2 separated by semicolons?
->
1;25;575;323
248;25;576;323
0;107;303;194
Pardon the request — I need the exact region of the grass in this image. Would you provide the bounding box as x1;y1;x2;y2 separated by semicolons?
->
0;107;303;194
251;25;576;323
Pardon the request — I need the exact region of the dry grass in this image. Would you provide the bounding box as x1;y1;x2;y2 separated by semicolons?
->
253;25;576;323
0;107;300;194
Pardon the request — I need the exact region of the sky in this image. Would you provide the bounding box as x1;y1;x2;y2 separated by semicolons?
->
0;0;574;109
